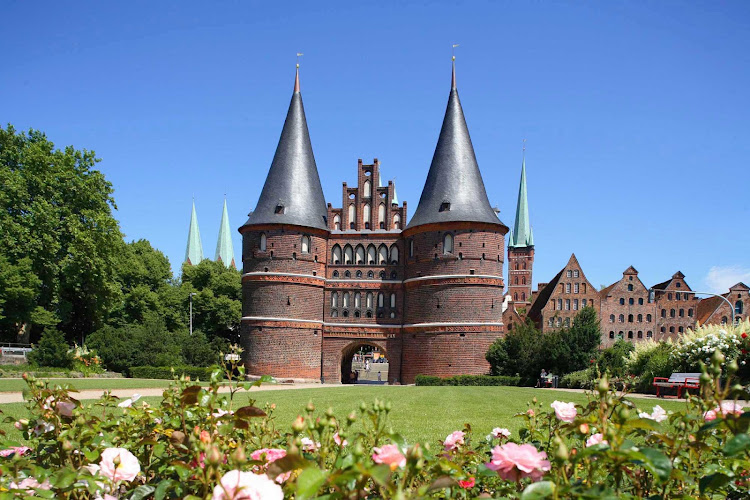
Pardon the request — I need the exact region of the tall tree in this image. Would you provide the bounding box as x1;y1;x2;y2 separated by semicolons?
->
180;260;241;342
562;306;602;372
0;125;123;343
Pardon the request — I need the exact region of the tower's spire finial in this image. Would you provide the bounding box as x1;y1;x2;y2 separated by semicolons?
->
451;44;459;89
294;52;303;93
522;138;526;160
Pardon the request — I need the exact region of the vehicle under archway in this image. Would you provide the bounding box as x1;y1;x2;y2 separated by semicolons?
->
340;342;389;384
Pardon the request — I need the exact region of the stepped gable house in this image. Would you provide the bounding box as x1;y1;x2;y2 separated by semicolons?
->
697;282;748;326
599;266;656;345
239;63;509;384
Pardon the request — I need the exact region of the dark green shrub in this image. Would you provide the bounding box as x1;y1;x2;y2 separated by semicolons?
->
597;340;634;377
27;329;72;368
415;374;520;386
129;365;221;380
625;341;677;393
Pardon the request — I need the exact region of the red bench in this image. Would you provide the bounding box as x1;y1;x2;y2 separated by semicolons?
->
652;373;700;398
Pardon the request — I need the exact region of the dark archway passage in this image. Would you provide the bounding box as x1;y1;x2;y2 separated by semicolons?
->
340;342;389;384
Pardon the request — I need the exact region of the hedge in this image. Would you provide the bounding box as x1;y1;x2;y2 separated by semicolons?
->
129;365;220;380
415;374;520;386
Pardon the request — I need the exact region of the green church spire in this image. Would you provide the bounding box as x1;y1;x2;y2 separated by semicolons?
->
509;154;534;248
215;199;236;268
392;183;399;205
185;200;204;266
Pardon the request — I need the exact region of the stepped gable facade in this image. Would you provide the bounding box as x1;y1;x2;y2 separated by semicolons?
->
239;63;508;384
697;282;748;326
526;254;600;333
599;266;657;346
651;271;700;339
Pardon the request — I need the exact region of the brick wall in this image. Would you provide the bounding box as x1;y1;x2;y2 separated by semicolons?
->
404;229;504;280
241;323;322;380
600;270;657;346
321;336;402;384
507;246;534;303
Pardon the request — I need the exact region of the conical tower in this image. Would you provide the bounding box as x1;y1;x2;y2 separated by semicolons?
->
185;200;204;266
215;199;235;268
238;65;327;381
401;59;509;384
507;150;534;304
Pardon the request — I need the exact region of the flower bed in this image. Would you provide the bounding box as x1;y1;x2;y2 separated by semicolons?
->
2;346;750;498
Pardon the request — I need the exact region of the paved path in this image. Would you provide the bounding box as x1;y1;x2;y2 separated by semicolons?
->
0;382;354;404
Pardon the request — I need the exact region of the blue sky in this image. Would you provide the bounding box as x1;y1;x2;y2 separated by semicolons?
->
2;1;748;294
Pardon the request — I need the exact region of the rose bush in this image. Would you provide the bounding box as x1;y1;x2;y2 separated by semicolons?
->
2;345;750;498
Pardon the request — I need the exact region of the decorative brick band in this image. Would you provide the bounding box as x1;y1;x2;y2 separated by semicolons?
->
242;316;323;328
404;275;504;289
242;273;325;287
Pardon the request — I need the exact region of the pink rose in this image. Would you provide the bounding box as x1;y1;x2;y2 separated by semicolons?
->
443;430;465;451
704;401;745;420
57;400;76;418
300;437;320;452
333;432;348;447
250;449;289;483
492;428;511;439
99;447;140;482
0;446;30;458
585;433;608;447
372;444;406;470
550;401;577;423
211;470;283;500
486;443;551;482
526;409;535;417
9;477;51;490
703;409;717;421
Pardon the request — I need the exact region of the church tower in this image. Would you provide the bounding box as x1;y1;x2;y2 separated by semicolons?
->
185;200;204;266
401;59;509;383
238;66;328;381
507;152;534;304
215;199;236;268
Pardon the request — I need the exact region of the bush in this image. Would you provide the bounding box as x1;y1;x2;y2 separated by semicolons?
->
415;374;520;386
672;320;747;373
559;368;596;389
625;340;677;393
129;365;220;380
596;339;634;377
26;329;72;368
4;347;750;498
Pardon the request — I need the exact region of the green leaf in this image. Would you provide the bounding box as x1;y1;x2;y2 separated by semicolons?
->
521;481;556;500
296;467;326;499
699;473;731;494
723;433;750;455
130;485;155;500
638;448;673;482
368;464;392;486
154;479;174;500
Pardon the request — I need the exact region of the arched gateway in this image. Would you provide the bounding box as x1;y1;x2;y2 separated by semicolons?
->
321;337;401;385
340;342;389;384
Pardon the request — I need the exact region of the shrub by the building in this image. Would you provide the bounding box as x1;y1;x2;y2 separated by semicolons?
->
415;374;520;386
129;365;219;380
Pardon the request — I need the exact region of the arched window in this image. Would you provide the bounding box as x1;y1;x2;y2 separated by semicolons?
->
363;204;371;229
619;298;625;305
646;314;652;322
628;314;634;323
581;283;587;293
259;233;267;251
522;262;527;270
409;239;414;257
722;316;728;325
355;245;365;264
354;311;361;318
301;235;310;254
647;331;653;338
522;277;526;285
348;204;356;228
679;309;684;317
354;292;361;309
737;301;744;315
364;180;371;197
609;331;615;339
343;292;350;308
515;277;519;285
609;314;615;323
393;214;401;229
565;299;571;310
331;292;338;308
688;309;693;317
390;293;396;308
332;245;342;264
390;245;399;264
661;309;666;318
564;317;570;327
378;245;388;264
379;270;385;279
331;309;338;318
356;270;362;278
378;204;386;227
619;314;624;323
332;270;339;278
514;292;518;301
333;215;341;231
573;299;579;310
670;309;675;318
344;245;353;265
629;298;634;305
628;284;633;291
637;314;643;322
628;331;633;339
367;245;376;264
367;271;374;278
638;298;644;305
366;311;372;318
366;292;373;309
521;292;526;301
443;233;454;254
557;299;562;310
344;270;351;278
378;293;384;308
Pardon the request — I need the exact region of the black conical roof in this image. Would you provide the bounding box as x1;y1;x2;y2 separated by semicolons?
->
406;64;504;230
242;70;328;231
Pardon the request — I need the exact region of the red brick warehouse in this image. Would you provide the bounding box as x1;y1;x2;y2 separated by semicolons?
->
238;62;509;384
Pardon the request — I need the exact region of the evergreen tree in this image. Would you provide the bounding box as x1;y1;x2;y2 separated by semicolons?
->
562;306;602;372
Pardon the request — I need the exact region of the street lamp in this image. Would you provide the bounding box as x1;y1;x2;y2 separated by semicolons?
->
189;293;197;336
649;288;735;326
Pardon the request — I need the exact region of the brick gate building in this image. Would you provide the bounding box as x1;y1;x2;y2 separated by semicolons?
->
239;63;509;384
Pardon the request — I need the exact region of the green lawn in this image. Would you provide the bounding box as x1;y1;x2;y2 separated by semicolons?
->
0;386;689;445
0;378;179;393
